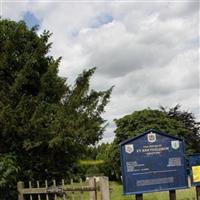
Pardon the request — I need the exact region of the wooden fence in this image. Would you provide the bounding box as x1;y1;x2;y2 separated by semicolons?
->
17;176;110;200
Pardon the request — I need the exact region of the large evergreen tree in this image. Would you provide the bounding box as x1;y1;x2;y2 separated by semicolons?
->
0;19;112;198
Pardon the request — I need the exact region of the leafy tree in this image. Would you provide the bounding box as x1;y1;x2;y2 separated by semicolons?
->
0;18;112;198
83;143;111;160
75;143;111;179
99;143;118;180
95;143;111;160
0;154;19;200
105;108;199;180
83;146;99;160
160;105;200;153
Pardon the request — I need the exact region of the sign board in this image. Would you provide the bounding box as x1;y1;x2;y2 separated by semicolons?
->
120;129;188;195
189;154;200;186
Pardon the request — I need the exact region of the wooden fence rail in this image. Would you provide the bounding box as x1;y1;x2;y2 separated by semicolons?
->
17;176;110;200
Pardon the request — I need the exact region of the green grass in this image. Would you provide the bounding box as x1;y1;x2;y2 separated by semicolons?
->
78;159;104;165
110;181;196;200
59;181;196;200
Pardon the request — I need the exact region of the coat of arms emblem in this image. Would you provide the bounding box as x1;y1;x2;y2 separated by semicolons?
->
147;132;156;143
171;140;180;150
125;144;134;154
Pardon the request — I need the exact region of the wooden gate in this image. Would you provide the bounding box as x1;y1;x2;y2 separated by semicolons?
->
17;176;110;200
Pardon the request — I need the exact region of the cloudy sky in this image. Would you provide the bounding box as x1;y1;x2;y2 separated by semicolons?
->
1;0;199;143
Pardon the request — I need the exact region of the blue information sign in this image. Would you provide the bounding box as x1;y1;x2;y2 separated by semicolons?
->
120;129;188;195
189;154;200;186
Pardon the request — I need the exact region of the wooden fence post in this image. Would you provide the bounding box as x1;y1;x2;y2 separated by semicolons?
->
89;177;97;200
53;179;57;200
196;186;200;200
99;176;110;200
169;190;176;200
135;194;143;200
17;181;24;200
45;180;49;200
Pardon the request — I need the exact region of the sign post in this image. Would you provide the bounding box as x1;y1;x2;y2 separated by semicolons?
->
196;186;200;200
189;154;200;200
169;190;176;200
120;129;188;199
136;194;143;200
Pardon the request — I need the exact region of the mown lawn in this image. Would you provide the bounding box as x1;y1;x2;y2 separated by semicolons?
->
59;181;196;200
110;181;196;200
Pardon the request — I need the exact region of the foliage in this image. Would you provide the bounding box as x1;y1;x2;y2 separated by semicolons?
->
95;143;111;160
0;18;112;198
76;143;111;179
73;160;105;180
83;146;99;160
160;104;200;153
0;154;19;200
83;143;111;160
105;108;199;180
102;143;121;180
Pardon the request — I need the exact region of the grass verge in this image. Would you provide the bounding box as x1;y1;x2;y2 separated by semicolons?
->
110;181;196;200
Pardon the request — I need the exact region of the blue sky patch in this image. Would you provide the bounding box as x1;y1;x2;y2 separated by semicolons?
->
70;30;79;38
90;13;113;28
23;11;41;29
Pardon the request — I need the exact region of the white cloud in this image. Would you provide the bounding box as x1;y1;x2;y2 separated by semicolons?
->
2;1;199;143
